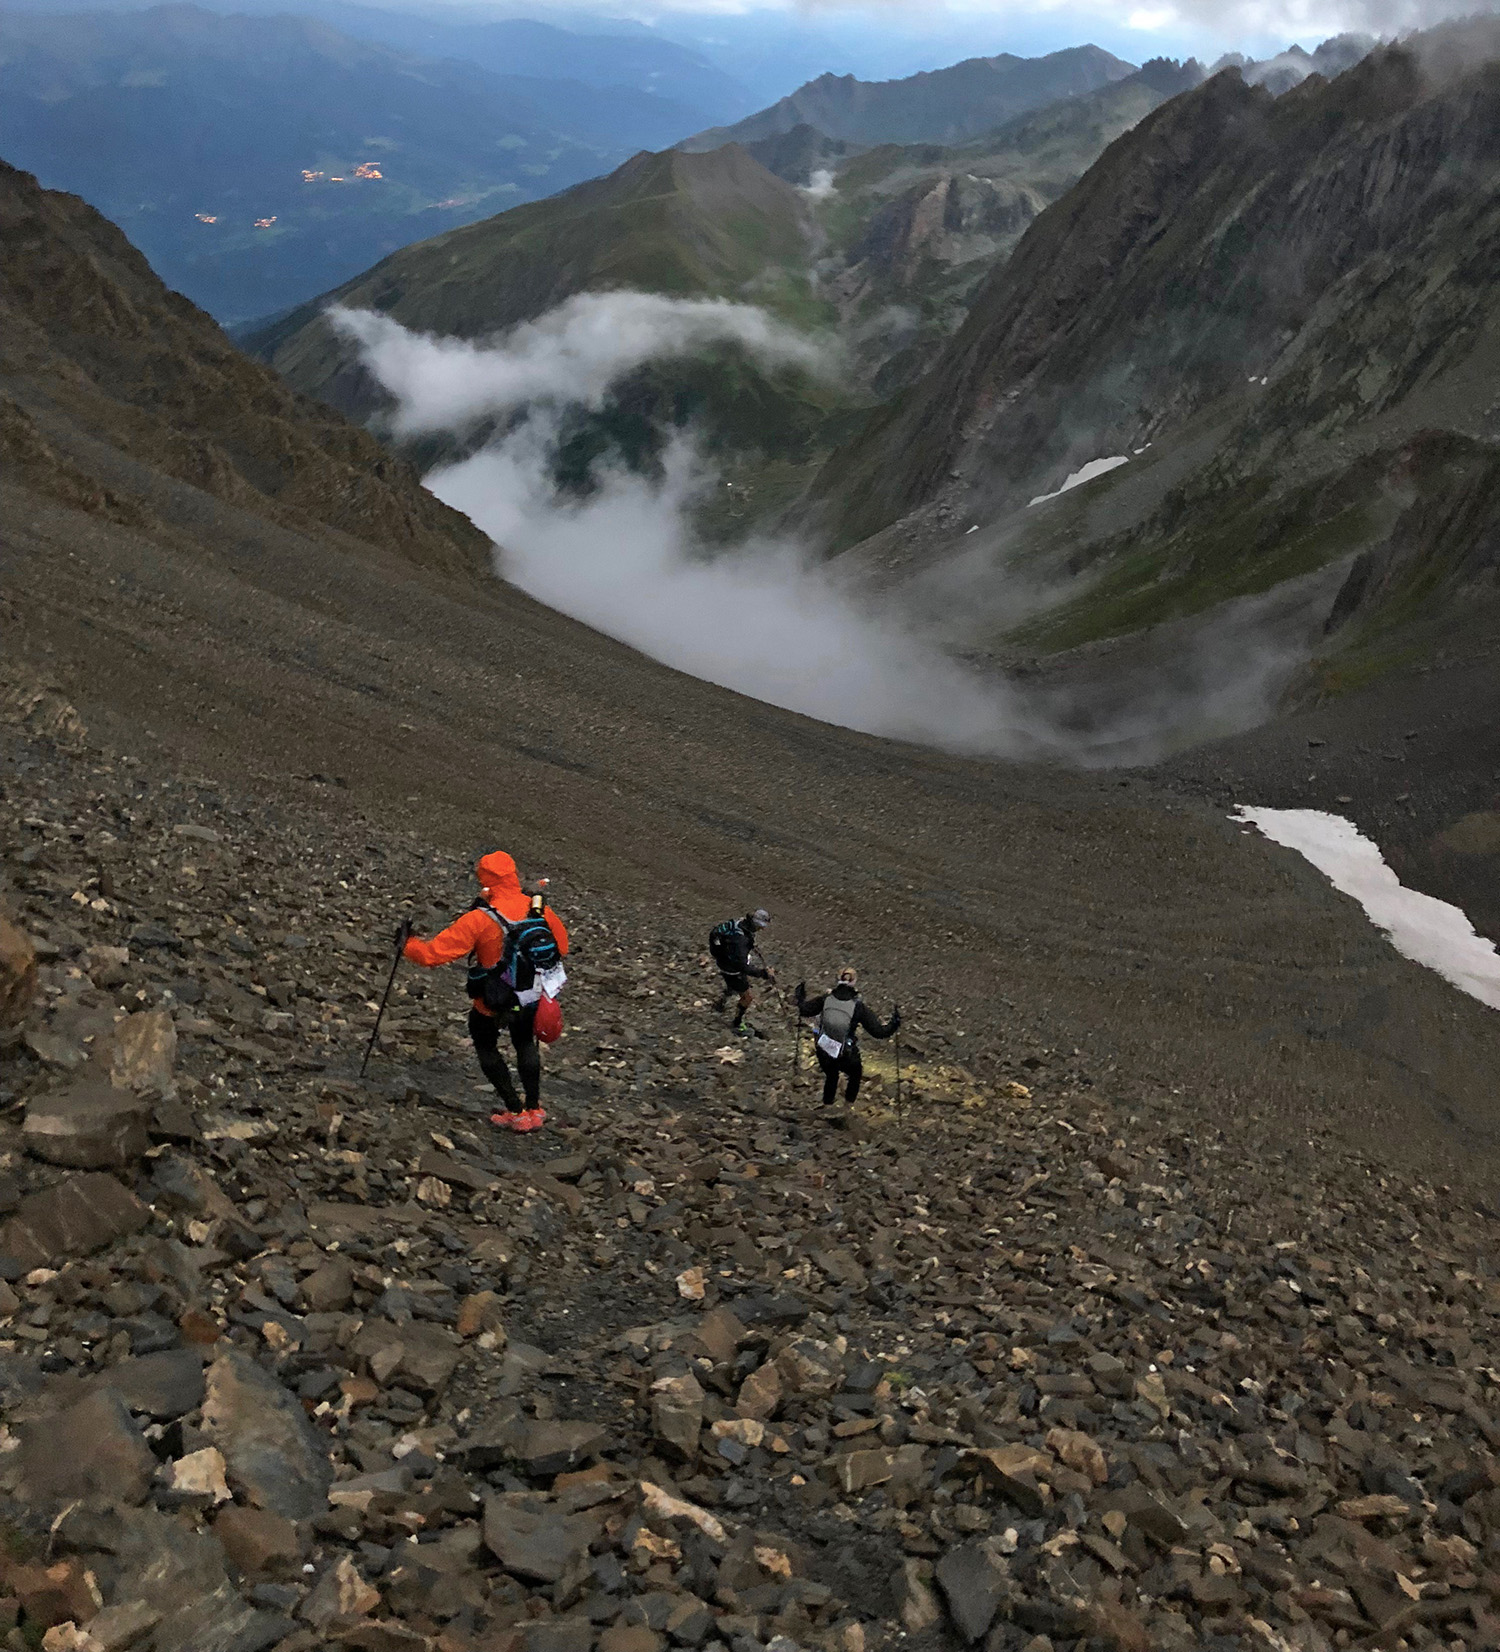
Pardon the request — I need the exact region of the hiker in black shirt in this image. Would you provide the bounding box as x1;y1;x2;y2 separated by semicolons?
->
796;967;899;1106
708;908;774;1037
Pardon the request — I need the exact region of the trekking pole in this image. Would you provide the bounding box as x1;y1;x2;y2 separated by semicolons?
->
894;1005;904;1121
360;922;408;1079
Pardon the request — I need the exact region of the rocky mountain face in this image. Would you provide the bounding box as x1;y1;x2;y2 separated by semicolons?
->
9;142;1500;1652
679;47;1135;151
802;60;1205;394
0;157;487;578
249;66;1201;513
0;158;485;573
6;602;1500;1652
801;30;1500;717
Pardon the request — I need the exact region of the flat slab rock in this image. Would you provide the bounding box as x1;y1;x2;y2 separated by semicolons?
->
23;1079;153;1169
20;1386;157;1508
0;1171;148;1269
483;1494;606;1582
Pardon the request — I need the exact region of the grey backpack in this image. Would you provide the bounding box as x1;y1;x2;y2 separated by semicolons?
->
817;991;858;1057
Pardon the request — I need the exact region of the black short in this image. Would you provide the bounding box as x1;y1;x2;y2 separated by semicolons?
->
719;971;751;995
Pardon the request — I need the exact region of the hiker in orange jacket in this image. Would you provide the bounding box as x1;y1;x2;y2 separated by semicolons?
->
400;851;568;1133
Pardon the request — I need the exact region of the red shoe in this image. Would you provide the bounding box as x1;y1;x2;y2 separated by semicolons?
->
490;1111;524;1130
513;1107;547;1133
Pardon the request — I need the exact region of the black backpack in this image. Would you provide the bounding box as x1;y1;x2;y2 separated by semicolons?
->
466;904;561;1012
708;918;749;972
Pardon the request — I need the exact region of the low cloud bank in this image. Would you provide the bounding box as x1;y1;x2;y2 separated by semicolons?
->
429;425;1066;754
340;290;1298;763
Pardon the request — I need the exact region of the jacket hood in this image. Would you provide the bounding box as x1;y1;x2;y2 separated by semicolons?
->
476;851;521;897
829;982;859;1000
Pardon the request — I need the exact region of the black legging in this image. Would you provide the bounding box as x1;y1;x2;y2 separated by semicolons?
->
816;1044;863;1107
469;1005;540;1109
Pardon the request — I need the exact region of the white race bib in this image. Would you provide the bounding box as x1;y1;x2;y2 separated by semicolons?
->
817;1033;845;1059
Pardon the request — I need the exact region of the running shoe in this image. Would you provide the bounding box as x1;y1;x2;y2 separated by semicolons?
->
490;1111;524;1130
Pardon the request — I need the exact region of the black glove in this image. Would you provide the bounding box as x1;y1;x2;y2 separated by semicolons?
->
394;916;414;949
891;1006;902;1031
796;980;806;1000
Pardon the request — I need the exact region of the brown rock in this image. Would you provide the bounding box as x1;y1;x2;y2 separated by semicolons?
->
301;1554;381;1628
599;1627;663;1652
832;1448;894;1494
215;1504;304;1576
3;1559;103;1630
99;1009;177;1091
301;1255;354;1312
775;1336;844;1397
971;1445;1056;1517
652;1372;705;1461
22;1081;152;1169
0;1171;149;1268
896;1559;942;1633
456;1288;506;1339
0;904;37;1050
690;1305;746;1365
736;1360;782;1421
1045;1427;1108;1486
20;1389;156;1507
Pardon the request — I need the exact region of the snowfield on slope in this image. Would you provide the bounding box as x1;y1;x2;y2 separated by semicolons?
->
1027;454;1128;507
1236;806;1500;1011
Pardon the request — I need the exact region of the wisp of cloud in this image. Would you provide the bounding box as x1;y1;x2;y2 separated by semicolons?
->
330;295;833;436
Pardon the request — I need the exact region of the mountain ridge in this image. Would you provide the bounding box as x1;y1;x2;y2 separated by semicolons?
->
680;43;1137;152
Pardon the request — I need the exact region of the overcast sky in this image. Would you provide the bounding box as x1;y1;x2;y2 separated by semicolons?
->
557;0;1493;77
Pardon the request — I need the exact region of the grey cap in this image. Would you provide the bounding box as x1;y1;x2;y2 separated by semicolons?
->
750;908;771;929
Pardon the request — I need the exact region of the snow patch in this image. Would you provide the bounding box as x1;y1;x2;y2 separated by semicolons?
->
1235;807;1500;1012
1028;455;1129;508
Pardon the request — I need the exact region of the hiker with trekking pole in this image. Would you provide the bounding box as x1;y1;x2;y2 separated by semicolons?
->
795;967;900;1110
379;852;568;1132
707;908;775;1038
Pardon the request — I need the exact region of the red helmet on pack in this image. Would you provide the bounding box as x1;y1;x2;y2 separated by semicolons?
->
533;994;563;1044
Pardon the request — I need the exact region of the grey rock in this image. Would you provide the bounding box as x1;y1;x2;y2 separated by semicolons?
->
514;1417;611;1478
935;1538;1019;1643
202;1349;333;1519
652;1372;705;1462
92;1348;207;1419
483;1494;602;1582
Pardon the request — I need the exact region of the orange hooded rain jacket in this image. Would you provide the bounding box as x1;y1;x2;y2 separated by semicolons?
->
402;851;568;1016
